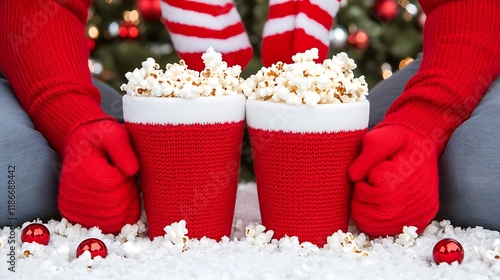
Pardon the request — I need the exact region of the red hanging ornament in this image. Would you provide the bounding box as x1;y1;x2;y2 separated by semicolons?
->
373;0;399;22
21;223;50;245
76;238;108;259
119;21;140;40
433;238;465;265
136;0;162;22
348;30;369;50
88;38;96;51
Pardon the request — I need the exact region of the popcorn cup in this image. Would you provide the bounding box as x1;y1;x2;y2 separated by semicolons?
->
246;99;369;246
123;94;246;240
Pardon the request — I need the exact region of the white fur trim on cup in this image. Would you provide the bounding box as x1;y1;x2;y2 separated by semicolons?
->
246;99;369;133
123;94;246;125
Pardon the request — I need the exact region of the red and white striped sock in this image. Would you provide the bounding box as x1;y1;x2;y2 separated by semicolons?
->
160;0;253;71
294;0;339;63
261;0;298;66
261;0;340;67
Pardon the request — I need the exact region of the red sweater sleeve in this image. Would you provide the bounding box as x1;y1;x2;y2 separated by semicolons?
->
0;0;111;155
380;0;500;153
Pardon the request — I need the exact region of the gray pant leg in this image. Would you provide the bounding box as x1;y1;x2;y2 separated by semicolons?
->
0;76;124;227
0;79;61;227
437;78;500;231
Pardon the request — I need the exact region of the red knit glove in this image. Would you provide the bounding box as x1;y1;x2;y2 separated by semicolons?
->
348;125;439;237
348;0;500;237
58;120;141;234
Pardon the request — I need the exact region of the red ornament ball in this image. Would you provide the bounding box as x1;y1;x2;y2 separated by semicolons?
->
21;223;50;245
374;0;399;21
433;238;464;265
76;238;108;259
88;38;96;51
119;21;140;40
136;0;162;22
348;30;370;50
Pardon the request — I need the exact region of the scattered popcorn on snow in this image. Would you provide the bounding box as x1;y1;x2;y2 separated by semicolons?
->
476;238;500;264
88;227;106;240
120;47;243;98
298;241;320;257
277;235;301;251
21;242;49;258
163;220;189;250
119;223;142;242
325;230;370;257
240;48;368;106
74;250;97;267
245;223;274;249
122;241;142;258
0;210;499;278
395;226;419;248
423;220;441;236
46;218;86;240
423;220;456;237
275;236;321;256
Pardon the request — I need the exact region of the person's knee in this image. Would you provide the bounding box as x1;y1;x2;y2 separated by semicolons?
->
438;118;500;231
0;125;61;227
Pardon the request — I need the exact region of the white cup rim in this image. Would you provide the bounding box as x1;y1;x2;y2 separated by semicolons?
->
123;94;246;125
246;99;370;133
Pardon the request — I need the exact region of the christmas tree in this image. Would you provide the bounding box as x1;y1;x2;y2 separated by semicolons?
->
87;0;424;181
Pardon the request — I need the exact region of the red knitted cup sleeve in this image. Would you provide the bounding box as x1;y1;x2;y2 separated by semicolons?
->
125;121;244;240
248;127;366;246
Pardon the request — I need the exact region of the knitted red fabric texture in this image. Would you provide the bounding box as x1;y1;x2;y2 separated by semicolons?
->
125;121;245;240
349;125;439;237
160;0;253;71
248;127;366;246
380;0;500;152
349;0;500;237
58;120;141;234
0;0;111;155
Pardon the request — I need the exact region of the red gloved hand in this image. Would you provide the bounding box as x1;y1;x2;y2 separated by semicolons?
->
58;120;141;234
348;125;439;237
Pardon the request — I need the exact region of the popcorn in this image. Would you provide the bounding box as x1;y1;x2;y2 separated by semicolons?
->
240;48;368;106
118;224;141;242
122;241;142;258
164;220;189;250
245;223;274;249
52;220;84;241
325;230;370;257
475;238;500;264
21;242;49;258
277;235;301;250
423;220;456;237
297;241;320;257
120;47;243;98
395;226;419;248
275;236;322;257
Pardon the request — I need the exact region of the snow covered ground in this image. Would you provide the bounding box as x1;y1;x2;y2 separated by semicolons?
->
1;182;499;280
